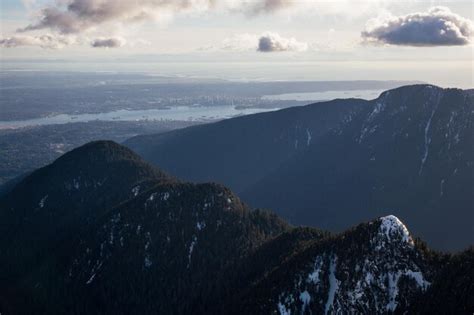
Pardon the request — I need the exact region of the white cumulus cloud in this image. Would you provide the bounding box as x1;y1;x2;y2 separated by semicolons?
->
257;32;308;52
362;6;474;46
206;32;308;52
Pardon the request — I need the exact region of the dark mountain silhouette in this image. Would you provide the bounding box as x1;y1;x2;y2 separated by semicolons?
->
125;97;368;192
0;141;288;314
0;141;173;307
408;246;474;314
222;215;441;314
126;85;474;251
0;141;471;314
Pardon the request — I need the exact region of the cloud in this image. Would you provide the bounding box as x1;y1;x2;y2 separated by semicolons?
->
0;34;73;49
362;6;474;46
128;38;152;47
257;32;308;52
232;0;386;18
18;0;388;36
91;37;126;48
202;32;307;52
18;0;215;34
236;0;295;15
220;33;259;51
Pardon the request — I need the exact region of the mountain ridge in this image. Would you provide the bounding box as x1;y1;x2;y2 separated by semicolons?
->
0;141;290;314
0;140;472;314
222;215;436;314
126;84;474;250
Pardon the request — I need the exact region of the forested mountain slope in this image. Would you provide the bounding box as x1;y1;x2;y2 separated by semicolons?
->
126;85;474;250
0;141;471;314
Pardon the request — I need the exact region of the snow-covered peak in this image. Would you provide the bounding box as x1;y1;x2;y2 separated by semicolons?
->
378;215;413;245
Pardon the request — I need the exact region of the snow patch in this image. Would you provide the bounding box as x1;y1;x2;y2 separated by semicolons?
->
278;302;291;315
147;193;157;202
132;186;140;196
369;101;384;120
38;195;48;208
365;271;374;284
405;270;430;290
386;272;399;311
419;97;439;175
73;178;80;190
109;229;114;245
454;133;460;144
379;215;412;245
300;290;311;311
307;256;323;284
324;255;340;315
144;232;151;250
86;273;96;284
161;192;170;201
196;221;206;231
386;269;430;311
144;256;153;268
187;235;198;268
306;128;312;146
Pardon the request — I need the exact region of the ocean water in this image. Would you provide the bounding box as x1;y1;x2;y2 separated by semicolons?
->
0;105;278;129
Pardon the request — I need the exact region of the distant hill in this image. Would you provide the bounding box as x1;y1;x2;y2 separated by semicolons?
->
0;141;471;314
126;85;474;251
0;120;198;186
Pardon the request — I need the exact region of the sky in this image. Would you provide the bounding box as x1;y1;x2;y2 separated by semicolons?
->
0;0;473;87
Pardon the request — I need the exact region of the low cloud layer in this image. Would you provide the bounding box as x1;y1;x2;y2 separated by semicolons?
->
362;7;474;46
257;32;308;52
91;37;126;48
0;34;72;49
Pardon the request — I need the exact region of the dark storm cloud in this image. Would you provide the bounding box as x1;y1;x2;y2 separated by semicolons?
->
362;7;473;46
